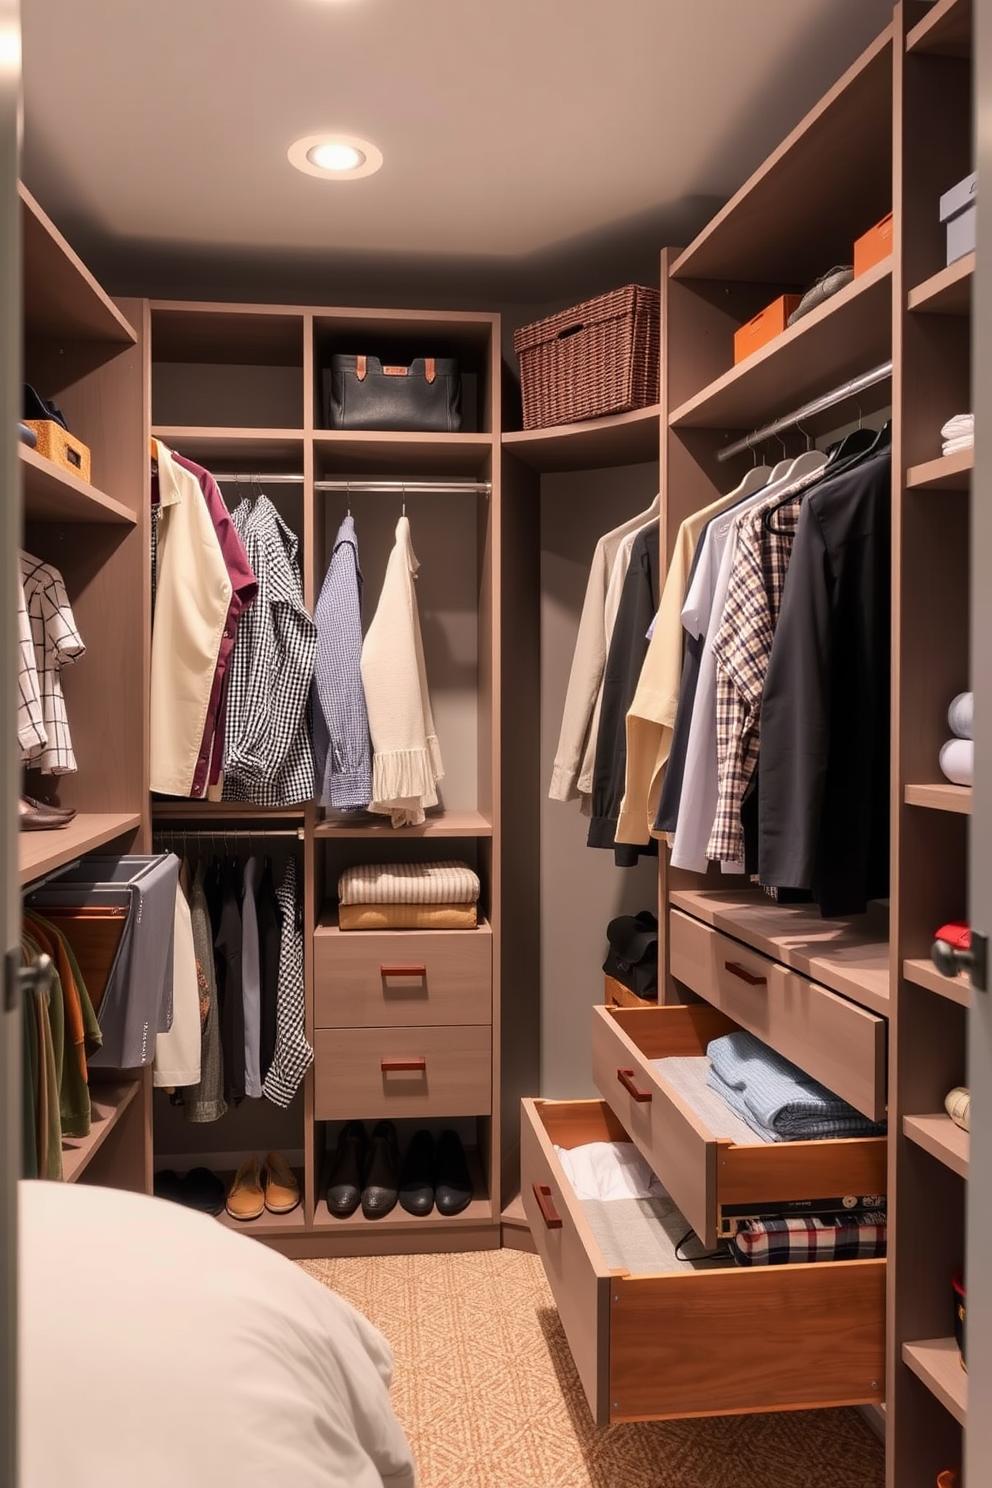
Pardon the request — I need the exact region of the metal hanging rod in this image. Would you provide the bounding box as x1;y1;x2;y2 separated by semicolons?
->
717;360;893;463
153;827;305;842
315;479;491;495
212;474;305;484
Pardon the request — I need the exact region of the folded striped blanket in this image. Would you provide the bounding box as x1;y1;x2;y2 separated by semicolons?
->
338;860;480;906
706;1030;887;1143
732;1212;887;1266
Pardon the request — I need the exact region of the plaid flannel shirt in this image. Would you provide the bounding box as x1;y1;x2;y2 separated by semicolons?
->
732;1211;887;1266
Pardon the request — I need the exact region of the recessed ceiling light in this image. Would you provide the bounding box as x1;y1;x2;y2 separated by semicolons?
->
288;133;383;180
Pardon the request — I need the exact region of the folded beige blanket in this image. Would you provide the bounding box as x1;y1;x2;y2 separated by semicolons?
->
338;860;480;906
338;903;478;931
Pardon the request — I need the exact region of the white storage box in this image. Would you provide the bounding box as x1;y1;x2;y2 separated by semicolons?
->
940;172;977;265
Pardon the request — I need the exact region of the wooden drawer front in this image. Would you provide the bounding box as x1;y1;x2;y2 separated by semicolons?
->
670;909;886;1121
522;1098;885;1424
591;1004;887;1250
314;1026;491;1119
313;924;492;1028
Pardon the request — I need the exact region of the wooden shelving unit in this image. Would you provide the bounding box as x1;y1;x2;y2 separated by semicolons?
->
314;810;493;839
19;813;142;887
150;426;306;468
904;957;971;1007
502;403;660;472
905;784;972;814
903;1339;968;1425
904;1114;970;1180
907;253;974;314
906;0;972;58
61;1081;143;1183
906;449;973;490
314;429;493;477
21;445;137;525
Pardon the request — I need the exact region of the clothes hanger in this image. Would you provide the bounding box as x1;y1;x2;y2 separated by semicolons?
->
719;434;772;503
762;418;829;532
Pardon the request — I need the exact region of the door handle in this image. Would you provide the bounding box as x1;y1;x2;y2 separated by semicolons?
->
380;1057;427;1073
724;960;767;986
532;1182;563;1229
617;1067;652;1102
380;964;427;977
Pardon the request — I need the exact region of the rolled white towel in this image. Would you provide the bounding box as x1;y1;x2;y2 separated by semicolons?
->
948;691;973;739
939;737;973;786
941;412;974;440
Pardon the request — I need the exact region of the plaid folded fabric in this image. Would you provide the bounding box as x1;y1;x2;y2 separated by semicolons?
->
732;1212;887;1266
338;860;480;906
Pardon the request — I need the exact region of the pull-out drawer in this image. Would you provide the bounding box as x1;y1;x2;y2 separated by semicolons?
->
591;1003;886;1249
521;1097;885;1425
313;918;492;1028
670;909;886;1120
314;1025;492;1119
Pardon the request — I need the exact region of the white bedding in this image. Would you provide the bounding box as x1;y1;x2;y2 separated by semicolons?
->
19;1181;416;1488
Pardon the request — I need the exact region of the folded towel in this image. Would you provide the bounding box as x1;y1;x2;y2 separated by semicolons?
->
941;412;974;439
706;1030;887;1142
338;860;480;906
948;691;973;740
338;903;477;931
939;737;973;786
942;434;974;456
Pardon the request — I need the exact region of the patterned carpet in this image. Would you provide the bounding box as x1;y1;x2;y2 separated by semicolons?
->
298;1249;886;1488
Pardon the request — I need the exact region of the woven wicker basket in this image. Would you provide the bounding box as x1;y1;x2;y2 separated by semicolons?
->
513;284;660;430
24;419;91;482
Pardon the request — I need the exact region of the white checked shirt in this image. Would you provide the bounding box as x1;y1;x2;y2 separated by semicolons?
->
20;552;85;774
18;574;47;758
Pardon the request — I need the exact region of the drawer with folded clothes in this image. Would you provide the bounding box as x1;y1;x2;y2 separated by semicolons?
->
591;1003;887;1251
314;1024;492;1121
521;1096;885;1425
669;908;887;1120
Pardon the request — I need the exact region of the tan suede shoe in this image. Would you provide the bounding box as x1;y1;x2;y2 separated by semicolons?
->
263;1151;301;1215
226;1156;264;1221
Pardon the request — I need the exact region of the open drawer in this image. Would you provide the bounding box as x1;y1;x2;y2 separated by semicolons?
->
521;1097;885;1425
591;1003;886;1249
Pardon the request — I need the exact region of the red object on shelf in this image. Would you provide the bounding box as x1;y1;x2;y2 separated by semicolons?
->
853;212;893;277
935;921;970;951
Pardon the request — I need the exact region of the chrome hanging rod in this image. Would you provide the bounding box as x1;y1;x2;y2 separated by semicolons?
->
717;360;894;463
314;479;491;495
212;473;305;484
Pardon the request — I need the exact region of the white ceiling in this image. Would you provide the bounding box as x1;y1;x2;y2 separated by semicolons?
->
22;0;896;302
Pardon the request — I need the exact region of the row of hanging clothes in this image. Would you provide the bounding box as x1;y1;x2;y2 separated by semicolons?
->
552;412;892;918
149;441;447;825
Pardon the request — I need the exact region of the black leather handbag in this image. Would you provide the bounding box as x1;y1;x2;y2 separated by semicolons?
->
602;911;659;1000
322;355;462;432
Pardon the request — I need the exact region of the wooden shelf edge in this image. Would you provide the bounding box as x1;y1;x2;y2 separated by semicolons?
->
903;1114;970;1179
61;1080;142;1183
904;783;972;814
152;426;306;442
907;253;974;313
906;449;974;490
20;444;136;525
903;957;971;1007
20;183;137;347
314;810;494;839
902;1339;968;1426
315;430;493;446
906;0;972;56
501;404;661;471
19;812;142;886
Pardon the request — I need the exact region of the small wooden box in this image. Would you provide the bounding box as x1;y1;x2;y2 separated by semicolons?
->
853;212;893;277
24;419;91;482
733;295;802;365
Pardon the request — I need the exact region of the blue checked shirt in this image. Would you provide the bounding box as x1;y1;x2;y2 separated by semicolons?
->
312;515;373;810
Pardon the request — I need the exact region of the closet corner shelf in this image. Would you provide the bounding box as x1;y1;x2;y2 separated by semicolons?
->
668;259;892;431
151;427;306;467
906;449;973;491
314;810;493;839
903;957;971;1007
906;0;972;57
313;429;493;479
904;783;972;814
907;254;974;315
501;404;660;472
19;812;142;887
903;1339;968;1426
20;444;136;525
21;183;137;349
61;1080;142;1183
903;1113;969;1180
215;1180;308;1238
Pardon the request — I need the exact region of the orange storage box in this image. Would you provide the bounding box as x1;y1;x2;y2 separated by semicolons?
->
853;212;893;277
24;419;91;482
733;295;802;365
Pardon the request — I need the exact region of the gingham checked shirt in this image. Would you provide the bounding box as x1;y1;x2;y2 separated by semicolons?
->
18;574;47;757
19;551;85;774
262;857;313;1108
313;514;372;810
222;495;316;806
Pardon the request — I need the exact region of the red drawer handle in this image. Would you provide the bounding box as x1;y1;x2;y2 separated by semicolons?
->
380;1057;427;1073
381;964;427;977
617;1067;652;1103
724;960;767;986
532;1182;563;1229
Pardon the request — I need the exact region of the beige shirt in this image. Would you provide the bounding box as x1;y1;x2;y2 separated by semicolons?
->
150;441;233;796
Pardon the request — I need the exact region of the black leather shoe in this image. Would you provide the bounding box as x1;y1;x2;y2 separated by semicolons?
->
398;1128;435;1216
326;1121;367;1218
362;1120;400;1219
435;1129;473;1216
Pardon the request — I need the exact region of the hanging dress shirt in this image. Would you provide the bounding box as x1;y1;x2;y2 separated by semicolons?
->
17;573;47;759
241;855;263;1099
313;514;373;811
180;860;227;1124
361;515;444;828
20;552;85;775
150;442;232;797
262;858;313;1109
152;879;202;1090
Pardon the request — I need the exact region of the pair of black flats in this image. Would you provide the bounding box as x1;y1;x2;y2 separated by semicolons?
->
326;1121;473;1220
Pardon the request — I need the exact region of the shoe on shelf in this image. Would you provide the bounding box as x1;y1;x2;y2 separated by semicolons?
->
263;1151;300;1214
180;1167;226;1216
153;1168;182;1204
435;1129;473;1217
23;794;76;821
398;1128;435;1217
362;1120;400;1220
326;1121;368;1218
226;1156;265;1221
18;797;71;831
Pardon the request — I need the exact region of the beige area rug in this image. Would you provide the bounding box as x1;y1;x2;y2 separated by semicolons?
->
298;1249;885;1488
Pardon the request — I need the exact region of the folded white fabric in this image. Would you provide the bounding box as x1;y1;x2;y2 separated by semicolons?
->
338;859;480;906
948;691;973;739
941;412;974;457
939;737;973;786
554;1141;667;1202
943;435;975;456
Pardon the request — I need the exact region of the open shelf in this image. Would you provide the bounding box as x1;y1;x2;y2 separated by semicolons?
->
903;1339;967;1426
669;887;890;1016
62;1081;142;1183
908;254;974;315
314;810;493;839
152;802;306;822
905;784;972;814
314;430;492;478
502;404;660;472
21;185;136;350
19;812;142;887
906;449;973;491
669;260;892;431
151;427;306;469
904;1114;970;1179
20;444;136;525
313;1146;492;1233
906;0;972;57
904;957;971;1008
214;1171;307;1237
